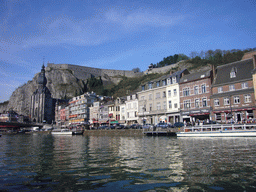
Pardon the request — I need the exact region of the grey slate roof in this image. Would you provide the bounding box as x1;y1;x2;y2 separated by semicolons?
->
213;58;254;87
180;70;211;83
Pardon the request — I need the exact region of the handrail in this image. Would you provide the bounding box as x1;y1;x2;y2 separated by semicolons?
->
183;124;256;132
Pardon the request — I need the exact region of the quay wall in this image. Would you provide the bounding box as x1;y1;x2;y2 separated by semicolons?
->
83;129;144;136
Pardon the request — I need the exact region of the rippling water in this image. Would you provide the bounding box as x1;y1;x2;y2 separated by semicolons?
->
1;134;256;191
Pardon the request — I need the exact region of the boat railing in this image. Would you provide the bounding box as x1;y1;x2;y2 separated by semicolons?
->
184;124;256;132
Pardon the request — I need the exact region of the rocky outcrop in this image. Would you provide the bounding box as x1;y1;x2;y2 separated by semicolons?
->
5;68;92;116
1;65;132;116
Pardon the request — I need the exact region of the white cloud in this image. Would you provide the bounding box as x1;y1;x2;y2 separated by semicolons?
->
21;8;184;48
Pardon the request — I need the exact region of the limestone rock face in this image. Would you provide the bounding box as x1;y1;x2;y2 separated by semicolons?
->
5;68;90;116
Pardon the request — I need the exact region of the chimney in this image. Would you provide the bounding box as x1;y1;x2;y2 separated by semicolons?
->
212;64;216;81
253;55;256;69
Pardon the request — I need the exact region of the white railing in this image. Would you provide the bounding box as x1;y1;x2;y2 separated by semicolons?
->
184;124;256;132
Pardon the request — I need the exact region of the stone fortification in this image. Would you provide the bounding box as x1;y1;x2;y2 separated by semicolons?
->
47;63;142;80
144;62;179;74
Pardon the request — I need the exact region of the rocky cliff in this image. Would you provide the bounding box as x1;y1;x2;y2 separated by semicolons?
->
3;65;127;116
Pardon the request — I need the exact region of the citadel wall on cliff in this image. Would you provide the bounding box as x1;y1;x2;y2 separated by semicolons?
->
47;63;142;80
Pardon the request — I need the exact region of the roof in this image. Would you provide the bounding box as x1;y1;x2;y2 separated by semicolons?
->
180;70;211;83
149;68;189;83
213;58;254;86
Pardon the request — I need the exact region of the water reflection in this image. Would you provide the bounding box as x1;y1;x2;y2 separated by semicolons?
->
178;137;256;191
1;134;256;191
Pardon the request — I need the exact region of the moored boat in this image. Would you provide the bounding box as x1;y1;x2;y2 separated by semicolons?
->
177;124;256;137
51;128;73;135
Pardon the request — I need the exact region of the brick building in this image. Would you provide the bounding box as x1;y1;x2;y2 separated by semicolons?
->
179;70;213;124
211;54;256;123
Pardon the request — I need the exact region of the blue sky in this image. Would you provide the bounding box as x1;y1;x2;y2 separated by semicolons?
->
0;0;255;102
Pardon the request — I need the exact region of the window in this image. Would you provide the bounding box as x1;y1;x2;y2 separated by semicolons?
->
183;88;190;96
172;77;177;84
156;92;160;99
195;99;200;108
218;87;223;93
202;84;206;93
184;100;191;109
230;67;237;78
168;90;171;97
216;113;221;121
173;89;177;96
202;98;207;107
229;85;235;91
156;81;160;87
174;103;178;108
241;82;248;89
234;96;240;104
142;85;145;91
148;83;152;89
149;104;152;111
157;102;161;110
244;94;251;103
224;97;230;105
163;101;167;110
141;96;145;100
169;100;172;109
162;80;166;86
214;99;220;106
167;78;171;85
194;86;199;95
163;91;166;98
149;94;152;100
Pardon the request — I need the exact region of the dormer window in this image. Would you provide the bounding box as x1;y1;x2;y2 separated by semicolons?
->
167;78;171;85
156;81;160;87
148;82;152;89
142;85;145;91
230;67;237;78
172;76;177;84
162;79;166;86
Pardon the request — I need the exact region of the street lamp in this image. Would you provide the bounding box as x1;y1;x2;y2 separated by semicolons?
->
142;106;146;125
229;95;233;123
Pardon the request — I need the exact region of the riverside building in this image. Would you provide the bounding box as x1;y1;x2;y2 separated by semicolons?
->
68;92;97;125
211;52;256;123
137;69;189;125
179;70;213;124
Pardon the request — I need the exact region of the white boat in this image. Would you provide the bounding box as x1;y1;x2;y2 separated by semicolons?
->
51;128;73;135
177;124;256;137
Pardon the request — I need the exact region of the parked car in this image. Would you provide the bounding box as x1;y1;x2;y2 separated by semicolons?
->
142;124;154;129
156;122;168;128
173;122;184;127
98;125;109;129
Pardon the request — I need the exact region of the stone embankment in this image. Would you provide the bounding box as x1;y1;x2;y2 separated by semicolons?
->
83;129;144;136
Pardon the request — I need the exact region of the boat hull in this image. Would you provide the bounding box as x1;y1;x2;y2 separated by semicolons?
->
51;132;73;135
177;131;256;137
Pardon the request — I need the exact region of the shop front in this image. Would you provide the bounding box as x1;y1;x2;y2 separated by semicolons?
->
213;107;256;123
181;109;210;125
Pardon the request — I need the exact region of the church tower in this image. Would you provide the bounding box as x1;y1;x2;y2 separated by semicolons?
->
30;64;54;124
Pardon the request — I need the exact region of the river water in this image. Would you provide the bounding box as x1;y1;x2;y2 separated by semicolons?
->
1;134;256;191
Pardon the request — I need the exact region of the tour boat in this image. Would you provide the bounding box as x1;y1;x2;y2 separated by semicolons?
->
177;124;256;137
51;128;73;135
